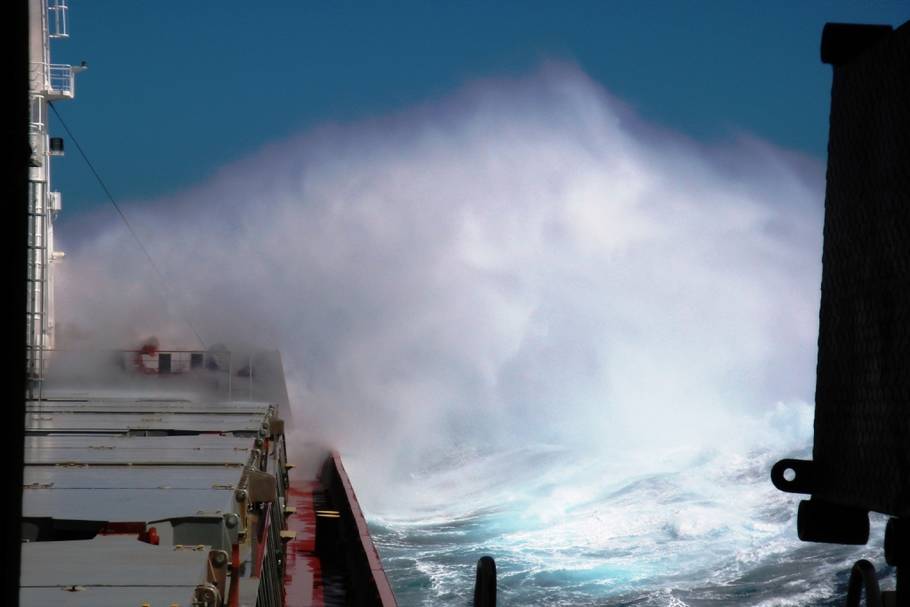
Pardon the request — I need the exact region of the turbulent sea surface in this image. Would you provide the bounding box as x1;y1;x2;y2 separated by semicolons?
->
352;440;889;606
58;61;863;604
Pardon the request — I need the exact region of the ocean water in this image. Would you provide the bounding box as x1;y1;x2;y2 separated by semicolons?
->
352;441;889;606
57;55;862;604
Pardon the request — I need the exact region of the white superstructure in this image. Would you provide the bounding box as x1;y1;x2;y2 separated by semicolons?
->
27;0;83;390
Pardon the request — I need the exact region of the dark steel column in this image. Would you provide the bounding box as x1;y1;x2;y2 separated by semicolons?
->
3;2;30;606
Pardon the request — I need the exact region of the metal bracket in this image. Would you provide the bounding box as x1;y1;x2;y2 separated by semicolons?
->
770;458;817;494
234;489;249;539
771;460;871;544
147;515;233;552
207;549;229;602
249;448;262;471
192;582;221;607
246;469;277;503
269;417;284;438
223;512;241;545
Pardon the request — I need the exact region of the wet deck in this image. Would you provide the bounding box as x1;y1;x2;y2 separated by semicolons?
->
20;349;395;606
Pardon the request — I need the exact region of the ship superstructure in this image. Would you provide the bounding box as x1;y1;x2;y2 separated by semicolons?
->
26;0;82;391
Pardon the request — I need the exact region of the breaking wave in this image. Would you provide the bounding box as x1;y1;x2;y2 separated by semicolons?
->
56;63;861;604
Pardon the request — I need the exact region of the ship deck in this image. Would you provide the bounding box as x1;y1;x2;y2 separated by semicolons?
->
20;348;396;607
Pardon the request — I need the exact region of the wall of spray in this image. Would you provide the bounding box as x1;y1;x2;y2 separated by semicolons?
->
55;64;823;523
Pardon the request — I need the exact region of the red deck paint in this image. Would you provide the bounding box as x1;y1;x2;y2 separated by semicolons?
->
284;481;323;607
228;543;240;607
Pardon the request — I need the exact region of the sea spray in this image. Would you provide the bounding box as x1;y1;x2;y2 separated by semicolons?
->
57;63;835;603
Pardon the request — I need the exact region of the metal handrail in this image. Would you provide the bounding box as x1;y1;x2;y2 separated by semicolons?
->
30;62;74;97
48;0;69;39
48;63;74;96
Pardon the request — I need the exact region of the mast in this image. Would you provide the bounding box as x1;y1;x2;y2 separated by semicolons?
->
26;0;83;395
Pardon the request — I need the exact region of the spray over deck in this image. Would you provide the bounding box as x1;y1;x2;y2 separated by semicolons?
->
21;2;395;605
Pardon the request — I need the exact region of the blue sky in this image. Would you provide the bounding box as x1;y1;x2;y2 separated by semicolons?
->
51;1;908;214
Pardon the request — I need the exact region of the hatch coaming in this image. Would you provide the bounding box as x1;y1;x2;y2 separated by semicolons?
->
21;351;292;606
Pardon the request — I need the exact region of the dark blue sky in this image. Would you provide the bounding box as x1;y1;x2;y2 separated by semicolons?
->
51;1;908;214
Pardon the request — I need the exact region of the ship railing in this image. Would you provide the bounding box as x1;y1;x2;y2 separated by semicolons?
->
29;62;75;100
47;0;70;39
29;61;78;101
254;500;284;607
47;63;74;99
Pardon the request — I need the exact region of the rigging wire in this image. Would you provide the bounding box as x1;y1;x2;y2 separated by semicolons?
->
48;102;207;350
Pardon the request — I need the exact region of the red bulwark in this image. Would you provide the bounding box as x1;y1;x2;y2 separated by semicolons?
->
330;453;398;606
284;480;323;607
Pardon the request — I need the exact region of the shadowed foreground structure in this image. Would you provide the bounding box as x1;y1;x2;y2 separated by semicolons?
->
772;18;910;604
